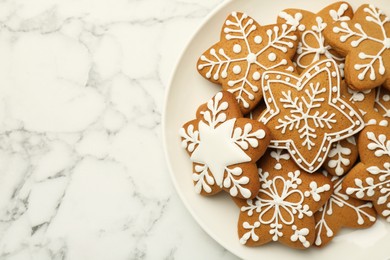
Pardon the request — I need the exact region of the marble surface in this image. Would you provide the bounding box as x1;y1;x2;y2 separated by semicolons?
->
0;0;239;259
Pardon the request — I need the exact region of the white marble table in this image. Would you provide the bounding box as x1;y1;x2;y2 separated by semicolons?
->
0;0;239;259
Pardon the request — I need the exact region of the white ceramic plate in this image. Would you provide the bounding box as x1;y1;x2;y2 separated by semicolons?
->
163;0;390;259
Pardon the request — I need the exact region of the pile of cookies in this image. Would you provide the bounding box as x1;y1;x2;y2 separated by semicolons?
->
179;2;390;249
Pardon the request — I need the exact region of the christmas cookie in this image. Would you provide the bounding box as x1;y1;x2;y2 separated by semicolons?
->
324;4;390;90
315;170;377;247
197;12;297;114
258;59;364;173
180;91;271;199
278;2;353;75
234;149;333;249
343;125;390;222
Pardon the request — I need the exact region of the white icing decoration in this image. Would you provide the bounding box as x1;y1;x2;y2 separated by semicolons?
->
315;173;376;246
233;44;242;54
333;5;389;81
180;92;267;198
366;131;390;157
291;225;310;248
252;71;261;81
259;59;365;173
270;149;290;170
347;87;371;103
304;181;331;202
327;137;356;176
268;52;277;61
240;169;314;244
198;12;297;109
233;65;241;74
279;12;306;32
329;3;351;22
375;87;390;118
240;221;260;244
254;36;262;44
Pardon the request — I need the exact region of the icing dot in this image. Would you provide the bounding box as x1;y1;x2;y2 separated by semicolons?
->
253;72;261;81
254;36;262;44
309;166;314;171
318;157;322;162
332;86;338;92
262;118;266;123
341;104;345;109
356;120;361;125
297;159;303;163
276;75;281;80
268;52;277;62
327;137;332;141
286;77;290;82
246;53;257;64
332;98;337;104
233;44;242;53
291;150;296;155
349;111;355;116
332;72;337;77
383;95;390;102
348;129;353;134
268;98;272;103
233;65;241;74
322;147;327;152
264;75;270;80
270;109;275;114
326;62;331;68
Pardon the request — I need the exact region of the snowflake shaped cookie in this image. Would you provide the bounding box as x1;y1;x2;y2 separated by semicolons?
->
278;2;353;75
325;4;390;90
343;125;390;222
180;91;271;199
315;170;377;247
259;59;364;173
197;12;297;114
234;149;332;249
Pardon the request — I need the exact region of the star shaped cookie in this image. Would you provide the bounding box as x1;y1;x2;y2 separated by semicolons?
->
197;12;297;114
343;125;390;222
259;59;364;173
180;91;271;199
324;4;390;90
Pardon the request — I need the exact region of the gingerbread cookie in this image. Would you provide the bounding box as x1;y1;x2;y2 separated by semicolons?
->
180;91;271;199
343;125;390;222
234;149;333;249
259;59;364;173
315;170;377;247
197;12;297;114
278;2;353;76
325;4;390;90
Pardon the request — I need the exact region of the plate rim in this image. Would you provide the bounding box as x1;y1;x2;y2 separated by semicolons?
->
161;0;242;257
